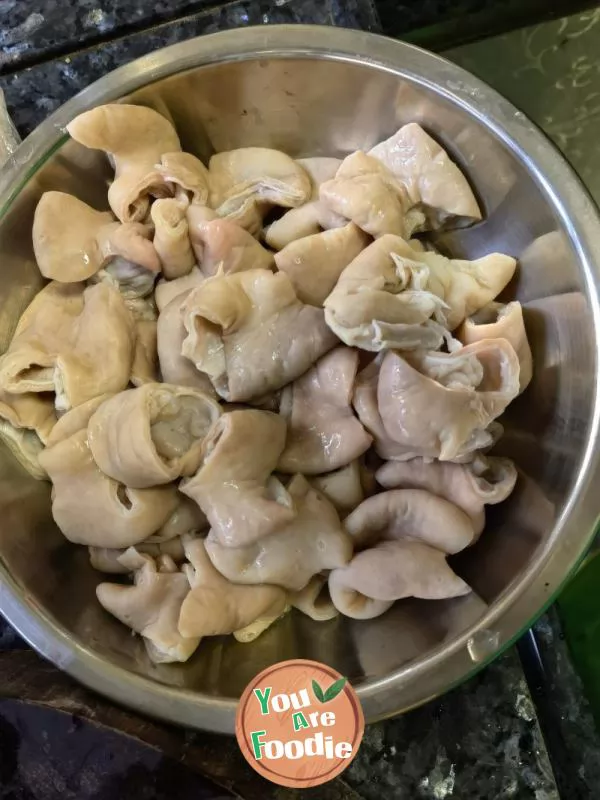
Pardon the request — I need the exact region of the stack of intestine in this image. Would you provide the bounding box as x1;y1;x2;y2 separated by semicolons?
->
0;103;529;663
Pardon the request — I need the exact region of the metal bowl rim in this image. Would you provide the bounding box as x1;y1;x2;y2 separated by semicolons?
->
0;24;599;733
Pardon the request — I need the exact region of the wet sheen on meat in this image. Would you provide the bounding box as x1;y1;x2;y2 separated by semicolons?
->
208;147;311;234
205;475;352;591
328;539;470;619
97;550;200;663
87;383;221;488
181;409;294;547
377;340;520;461
178;537;287;641
274;223;369;306
367;122;481;229
376;456;517;537
319;151;423;239
278;347;372;475
39;396;179;547
0;282;135;412
181;269;338;402
67;104;182;222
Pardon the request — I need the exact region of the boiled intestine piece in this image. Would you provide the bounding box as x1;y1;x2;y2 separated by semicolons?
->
234;610;291;644
0;282;135;412
204;475;352;591
0;423;46;479
89;537;186;574
87;383;221;488
148;494;208;543
95;220;161;275
155;266;205;312
33;192;113;282
367;122;481;229
344;490;476;554
67;104;181;222
277;347;372;475
265;157;346;249
331;462;477;621
181;409;295;548
352;357;420;461
0;390;56;445
121;295;159;388
328;539;470;620
146;152;210;206
130;317;159;386
151;198;196;279
209;147;311;234
377;342;520;461
156;291;216;394
0;390;57;479
177;537;287;641
187;205;274;276
323;235;516;350
46;393;110;442
274;223;369;306
38;395;179;548
32;191;159;289
88;495;207;573
96;550;200;663
289;575;338;622
180;269;337;402
323;236;451;352
319;151;423;239
309;460;367;515
387;238;517;331
353;353;510;463
457;301;532;392
376;456;517;537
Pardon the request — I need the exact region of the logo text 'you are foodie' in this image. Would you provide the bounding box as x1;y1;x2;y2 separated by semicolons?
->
236;659;364;789
251;678;352;760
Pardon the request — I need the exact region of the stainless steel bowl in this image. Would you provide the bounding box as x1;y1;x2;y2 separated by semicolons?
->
0;25;599;734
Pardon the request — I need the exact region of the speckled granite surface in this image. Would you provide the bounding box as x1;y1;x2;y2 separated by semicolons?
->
0;0;594;74
0;633;560;799
0;0;379;135
0;0;380;74
521;611;600;798
0;0;214;71
347;649;558;799
0;3;600;799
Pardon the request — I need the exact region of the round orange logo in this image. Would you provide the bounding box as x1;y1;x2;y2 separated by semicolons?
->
235;659;364;788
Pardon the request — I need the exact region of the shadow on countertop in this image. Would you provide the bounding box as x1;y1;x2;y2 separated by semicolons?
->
0;639;560;799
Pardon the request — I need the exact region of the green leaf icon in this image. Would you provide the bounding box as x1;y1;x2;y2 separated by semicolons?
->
312;677;347;703
323;677;347;702
312;679;325;703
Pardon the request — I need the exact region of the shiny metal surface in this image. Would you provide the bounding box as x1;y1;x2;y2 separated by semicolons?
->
0;25;599;734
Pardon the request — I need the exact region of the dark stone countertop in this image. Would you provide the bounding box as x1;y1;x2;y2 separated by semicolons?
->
0;0;225;71
1;2;600;799
0;0;379;135
0;0;594;76
0;636;562;799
